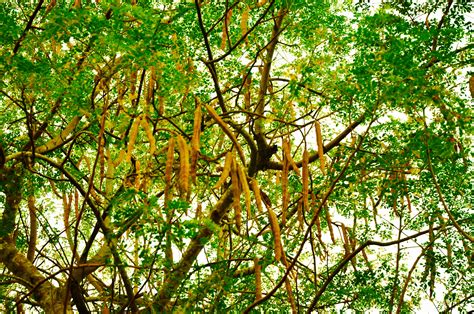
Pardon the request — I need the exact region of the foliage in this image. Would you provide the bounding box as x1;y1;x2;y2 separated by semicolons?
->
0;0;472;312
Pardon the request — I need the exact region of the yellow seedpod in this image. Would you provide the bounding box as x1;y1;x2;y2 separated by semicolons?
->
126;115;141;163
141;116;156;156
281;148;289;225
241;7;249;38
282;139;300;176
237;163;251;219
326;207;336;244
230;156;242;232
191;100;202;184
302;148;309;211
315;121;326;174
204;103;246;164
254;257;262;301
268;207;282;261
251;178;263;213
164;137;176;202
214;151;233;189
177;135;190;195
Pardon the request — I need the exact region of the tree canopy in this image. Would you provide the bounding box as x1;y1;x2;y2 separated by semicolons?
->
0;0;473;313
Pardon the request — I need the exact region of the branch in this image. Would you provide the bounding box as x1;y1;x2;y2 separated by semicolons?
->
35;116;83;154
266;114;365;170
254;8;287;135
155;188;234;311
269;77;324;96
195;0;228;113
0;238;65;312
244;126;368;313
207;0;276;64
13;0;45;54
306;226;443;313
204;103;246;165
425;143;473;243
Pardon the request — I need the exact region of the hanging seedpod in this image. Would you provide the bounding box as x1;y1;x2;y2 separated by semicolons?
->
221;9;233;50
254;257;262;301
214;152;233;189
326;207;336;244
281;142;290;226
190;99;202;184
267;206;282;261
141;116;156;156
126;115;141;163
241;6;249;43
251;178;264;213
302;148;309;211
177;135;190;195
297;199;303;230
282;138;300;176
237;163;252;219
164;137;176;203
315;121;326;174
230;155;242;232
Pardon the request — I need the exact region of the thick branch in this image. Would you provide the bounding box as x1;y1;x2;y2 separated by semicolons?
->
155;189;233;311
254;8;287;135
266;114;365;170
0;238;67;313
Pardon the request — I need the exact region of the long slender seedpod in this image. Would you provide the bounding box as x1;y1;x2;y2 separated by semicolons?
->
282;139;300;176
146;66;155;105
326;207;336;244
214;152;233;189
251;178;263;213
315;212;322;241
268;206;282;261
158;95;165;116
134;159;141;190
302;148;309;211
254;257;262;301
241;6;249;44
126;115;141;163
284;275;297;314
141;115;156;156
341;224;353;268
237;163;252;219
36;116;82;153
164;138;176;202
130;70;137;99
221;8;233;50
191;98;202;184
281;142;290;226
195;203;202;220
297;199;303;230
114;150;126;167
177;135;190;195
230;155;242;232
315;121;326;174
204;103;246;165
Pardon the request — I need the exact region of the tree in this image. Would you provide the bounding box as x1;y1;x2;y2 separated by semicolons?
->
0;0;472;312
